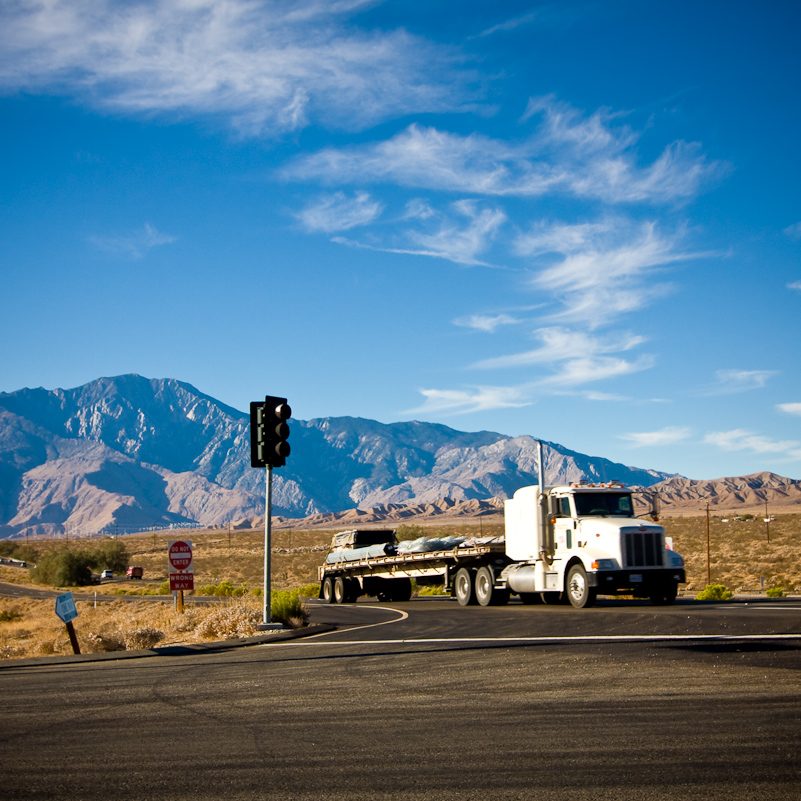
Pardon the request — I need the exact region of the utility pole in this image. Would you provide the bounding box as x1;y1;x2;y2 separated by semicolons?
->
706;503;711;585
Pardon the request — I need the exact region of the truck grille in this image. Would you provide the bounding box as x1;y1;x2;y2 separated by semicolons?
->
622;530;663;567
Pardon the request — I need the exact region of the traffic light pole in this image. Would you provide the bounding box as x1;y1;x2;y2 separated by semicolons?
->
259;466;283;629
263;465;272;624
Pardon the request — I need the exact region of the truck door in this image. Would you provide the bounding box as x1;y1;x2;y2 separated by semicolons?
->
552;496;574;552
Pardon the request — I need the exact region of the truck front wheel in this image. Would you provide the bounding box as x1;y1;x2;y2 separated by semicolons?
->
454;568;477;606
566;564;597;609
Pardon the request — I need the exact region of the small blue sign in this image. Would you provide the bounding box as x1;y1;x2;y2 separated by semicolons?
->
55;591;78;623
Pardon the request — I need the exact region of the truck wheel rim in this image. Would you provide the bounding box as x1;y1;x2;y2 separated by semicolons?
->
569;573;585;600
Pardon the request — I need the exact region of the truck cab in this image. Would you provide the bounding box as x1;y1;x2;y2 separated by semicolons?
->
503;482;685;608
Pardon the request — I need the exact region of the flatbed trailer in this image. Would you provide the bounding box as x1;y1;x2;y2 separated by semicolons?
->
319;540;508;604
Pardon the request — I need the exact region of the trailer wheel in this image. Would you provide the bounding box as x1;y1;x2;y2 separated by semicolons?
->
476;567;508;607
390;577;412;602
454;568;477;607
566;564;597;609
650;582;678;606
334;576;349;604
321;576;335;604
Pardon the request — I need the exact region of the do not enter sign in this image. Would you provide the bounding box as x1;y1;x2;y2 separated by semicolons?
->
168;540;193;573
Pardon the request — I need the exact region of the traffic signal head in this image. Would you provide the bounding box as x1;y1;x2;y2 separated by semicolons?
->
250;396;292;468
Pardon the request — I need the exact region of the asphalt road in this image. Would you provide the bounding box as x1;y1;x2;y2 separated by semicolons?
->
1;596;800;800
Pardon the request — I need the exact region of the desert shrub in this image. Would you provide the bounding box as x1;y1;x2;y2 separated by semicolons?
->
30;547;95;587
196;601;262;640
416;584;448;596
0;645;26;659
0;609;22;622
84;632;126;652
271;590;309;628
766;586;785;597
122;627;165;650
396;524;426;541
91;539;129;573
695;584;733;601
296;583;320;597
0;542;39;563
197;580;241;596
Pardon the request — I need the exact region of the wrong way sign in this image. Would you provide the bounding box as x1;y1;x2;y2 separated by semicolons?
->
168;540;194;593
168;540;193;572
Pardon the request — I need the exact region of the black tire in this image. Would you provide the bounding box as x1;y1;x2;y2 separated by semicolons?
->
519;592;542;605
321;576;335;604
390;577;412;602
344;577;360;603
566;564;596;609
334;576;348;604
475;566;495;607
454;568;477;606
650;582;678;606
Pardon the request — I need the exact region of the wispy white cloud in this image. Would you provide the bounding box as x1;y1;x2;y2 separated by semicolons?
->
403;201;506;266
89;223;176;259
538;353;655;387
472;327;645;369
701;369;777;396
788;281;801;291
333;200;506;266
703;429;801;460
517;219;695;328
778;403;801;417
477;12;540;38
454;314;519;333
0;0;467;135
620;426;693;447
783;221;801;240
405;385;531;416
297;191;383;233
286;97;723;204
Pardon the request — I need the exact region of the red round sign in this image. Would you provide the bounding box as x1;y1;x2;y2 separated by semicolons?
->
168;540;193;571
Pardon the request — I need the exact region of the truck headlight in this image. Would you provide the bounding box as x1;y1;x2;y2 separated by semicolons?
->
667;551;684;568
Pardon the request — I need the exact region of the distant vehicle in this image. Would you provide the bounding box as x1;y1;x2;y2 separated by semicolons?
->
126;566;144;580
100;570;114;579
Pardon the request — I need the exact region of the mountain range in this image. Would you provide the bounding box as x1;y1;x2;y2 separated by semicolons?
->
0;374;684;538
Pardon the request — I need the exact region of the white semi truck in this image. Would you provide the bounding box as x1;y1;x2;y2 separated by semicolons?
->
318;442;685;609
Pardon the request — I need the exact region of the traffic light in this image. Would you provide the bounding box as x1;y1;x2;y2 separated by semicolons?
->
250;396;291;468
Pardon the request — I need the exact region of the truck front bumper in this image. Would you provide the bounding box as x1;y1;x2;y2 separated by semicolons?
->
590;568;685;593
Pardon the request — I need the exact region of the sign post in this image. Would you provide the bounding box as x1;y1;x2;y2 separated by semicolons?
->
55;591;80;654
168;540;194;613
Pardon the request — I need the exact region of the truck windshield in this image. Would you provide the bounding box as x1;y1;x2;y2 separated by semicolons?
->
573;492;633;517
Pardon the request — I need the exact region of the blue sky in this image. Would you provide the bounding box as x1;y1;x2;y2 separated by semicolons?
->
1;0;800;481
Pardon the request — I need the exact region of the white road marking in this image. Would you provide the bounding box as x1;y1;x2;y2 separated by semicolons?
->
267;632;801;647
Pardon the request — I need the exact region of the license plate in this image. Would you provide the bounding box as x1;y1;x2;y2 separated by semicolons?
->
629;573;642;583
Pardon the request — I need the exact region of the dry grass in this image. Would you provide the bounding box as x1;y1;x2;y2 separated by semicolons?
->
662;511;801;593
0;596;272;659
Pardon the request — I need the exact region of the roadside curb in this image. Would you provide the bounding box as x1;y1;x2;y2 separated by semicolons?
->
0;622;337;670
